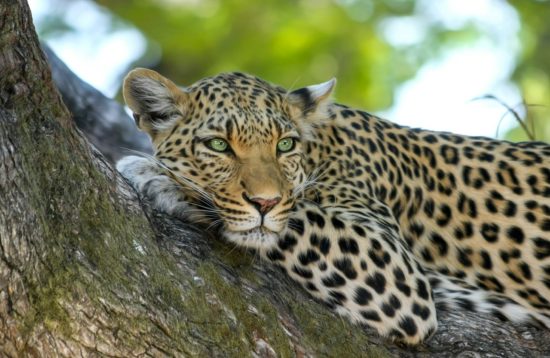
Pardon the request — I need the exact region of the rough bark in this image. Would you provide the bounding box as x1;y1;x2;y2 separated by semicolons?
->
0;1;549;357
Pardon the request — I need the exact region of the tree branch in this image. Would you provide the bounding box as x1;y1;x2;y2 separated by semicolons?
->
0;1;548;356
44;42;550;357
42;44;152;163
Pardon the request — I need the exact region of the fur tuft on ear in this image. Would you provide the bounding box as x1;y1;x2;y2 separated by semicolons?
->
123;68;188;138
288;78;336;139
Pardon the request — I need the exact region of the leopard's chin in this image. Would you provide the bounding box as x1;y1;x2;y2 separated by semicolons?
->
223;226;280;249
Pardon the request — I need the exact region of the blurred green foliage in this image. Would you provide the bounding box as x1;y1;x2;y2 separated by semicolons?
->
97;0;484;109
45;0;550;141
507;0;550;142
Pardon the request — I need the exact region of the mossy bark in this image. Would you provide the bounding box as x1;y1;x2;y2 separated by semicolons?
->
1;1;549;357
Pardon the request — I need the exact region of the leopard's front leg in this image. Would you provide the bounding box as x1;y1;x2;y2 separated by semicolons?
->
116;156;191;217
263;200;438;345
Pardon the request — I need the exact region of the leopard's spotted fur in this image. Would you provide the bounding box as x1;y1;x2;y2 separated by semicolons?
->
117;68;550;345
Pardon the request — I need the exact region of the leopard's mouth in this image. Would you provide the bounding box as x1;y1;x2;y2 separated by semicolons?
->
222;225;281;249
240;226;277;235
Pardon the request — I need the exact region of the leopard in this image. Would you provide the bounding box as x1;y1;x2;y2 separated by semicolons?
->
116;68;550;345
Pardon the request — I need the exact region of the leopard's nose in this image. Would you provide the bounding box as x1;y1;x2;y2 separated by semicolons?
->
243;193;281;215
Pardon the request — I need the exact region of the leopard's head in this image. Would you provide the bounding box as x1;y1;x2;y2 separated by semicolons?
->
123;68;334;248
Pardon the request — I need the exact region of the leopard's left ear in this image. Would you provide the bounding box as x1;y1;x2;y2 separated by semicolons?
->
288;79;336;137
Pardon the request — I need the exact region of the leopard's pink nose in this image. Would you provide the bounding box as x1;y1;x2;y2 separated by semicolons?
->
243;194;281;215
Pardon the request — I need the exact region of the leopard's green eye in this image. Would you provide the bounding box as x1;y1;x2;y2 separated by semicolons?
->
206;138;229;152
277;138;295;153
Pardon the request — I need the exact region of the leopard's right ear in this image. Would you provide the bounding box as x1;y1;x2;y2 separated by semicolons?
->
123;68;188;139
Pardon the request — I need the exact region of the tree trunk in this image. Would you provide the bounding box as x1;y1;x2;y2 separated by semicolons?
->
0;1;549;357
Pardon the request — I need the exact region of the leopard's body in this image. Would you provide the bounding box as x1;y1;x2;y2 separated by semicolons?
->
117;69;550;345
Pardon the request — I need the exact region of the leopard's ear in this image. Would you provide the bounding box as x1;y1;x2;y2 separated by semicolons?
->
123;68;188;139
288;79;336;138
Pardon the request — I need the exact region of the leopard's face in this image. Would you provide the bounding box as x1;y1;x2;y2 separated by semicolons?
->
158;83;307;248
123;69;334;248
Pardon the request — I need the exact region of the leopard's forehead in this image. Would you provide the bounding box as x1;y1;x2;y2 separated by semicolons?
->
185;72;297;145
188;72;287;104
